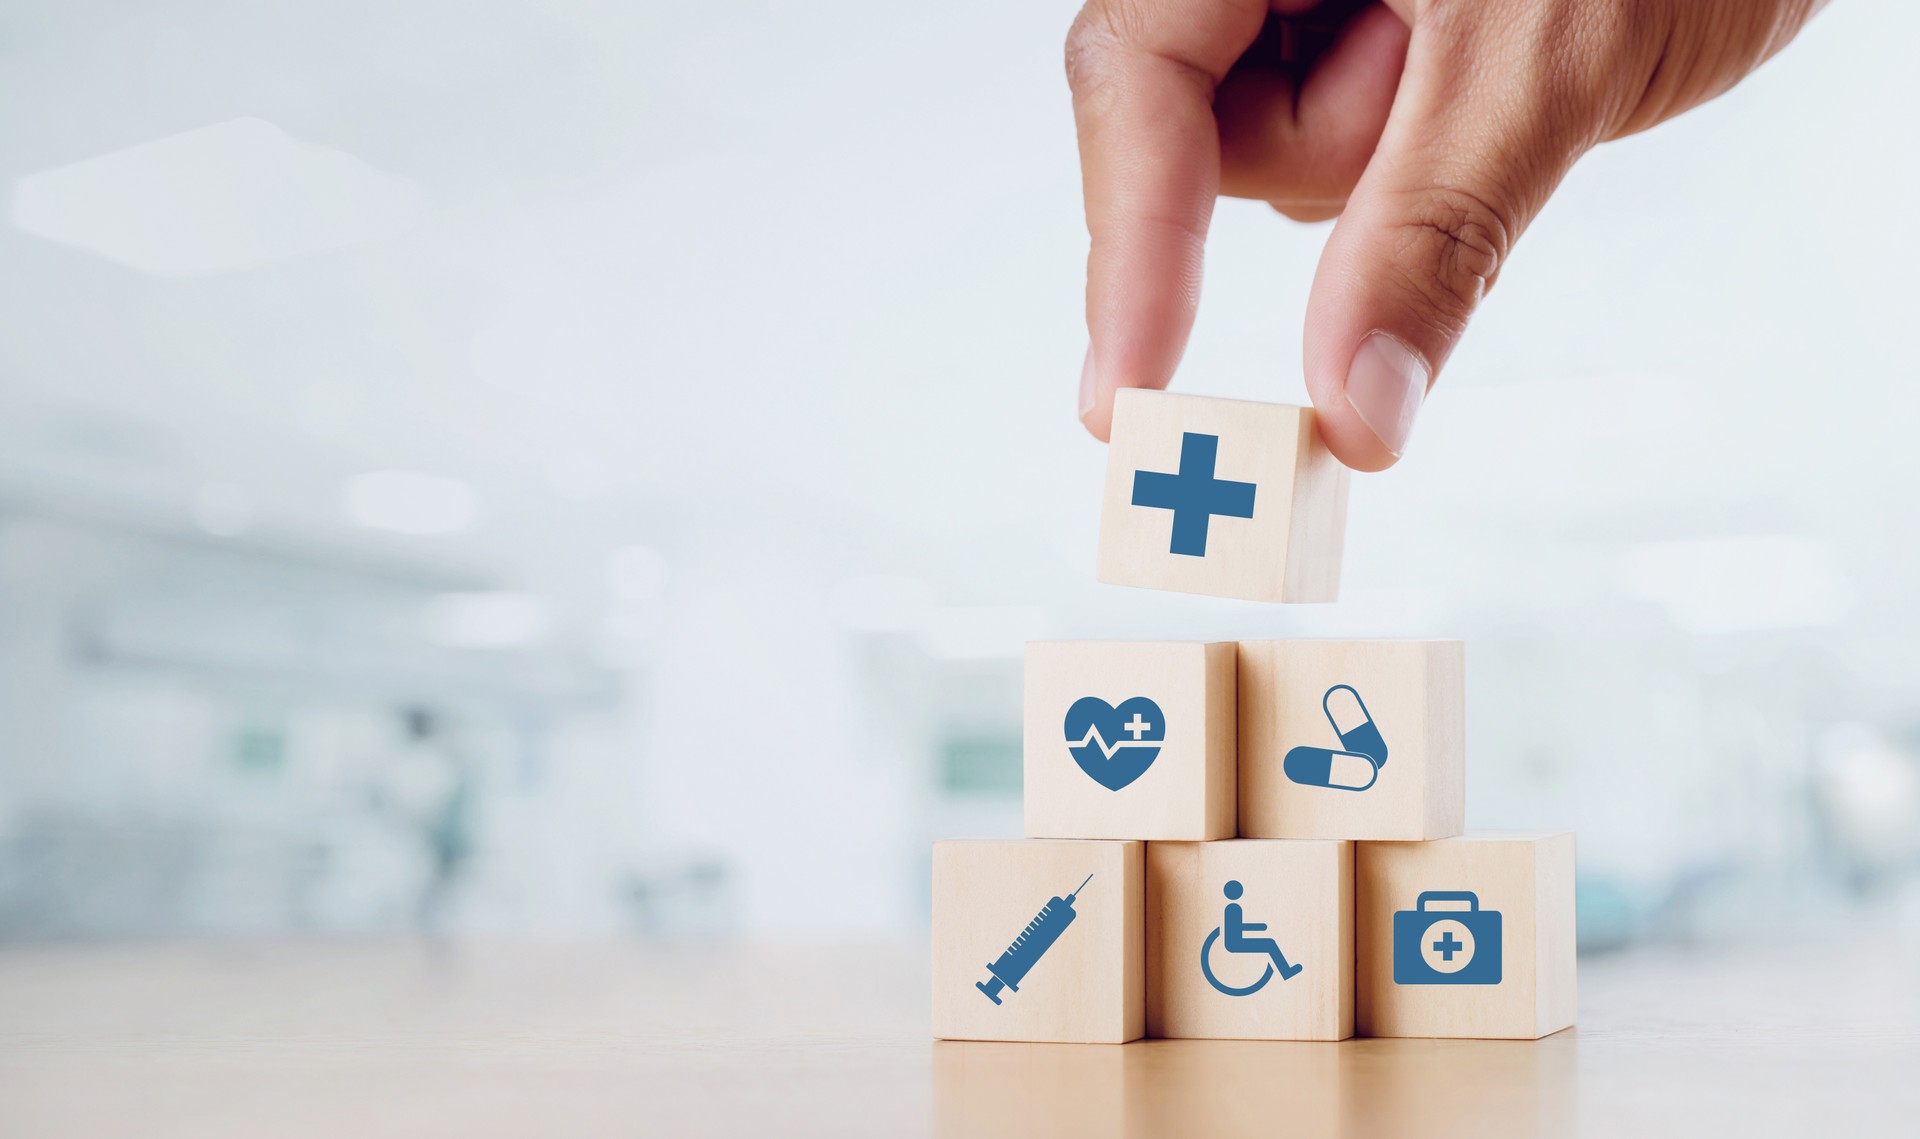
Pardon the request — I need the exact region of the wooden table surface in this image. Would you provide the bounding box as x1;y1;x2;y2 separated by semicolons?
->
1;936;1915;1137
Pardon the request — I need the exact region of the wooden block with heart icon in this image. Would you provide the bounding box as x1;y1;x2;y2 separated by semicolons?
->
1023;641;1236;841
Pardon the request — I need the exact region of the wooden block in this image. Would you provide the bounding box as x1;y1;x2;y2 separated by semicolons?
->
1355;832;1577;1039
1024;641;1236;841
1146;839;1354;1040
1239;639;1464;841
1097;389;1349;603
932;839;1144;1043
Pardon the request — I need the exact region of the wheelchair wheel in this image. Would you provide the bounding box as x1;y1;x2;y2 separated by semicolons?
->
1201;927;1275;997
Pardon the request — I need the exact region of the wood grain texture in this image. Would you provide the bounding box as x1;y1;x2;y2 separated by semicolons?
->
931;840;1144;1043
1096;389;1348;603
1146;839;1354;1041
5;938;1919;1137
1356;832;1577;1039
1023;642;1235;841
1239;639;1465;841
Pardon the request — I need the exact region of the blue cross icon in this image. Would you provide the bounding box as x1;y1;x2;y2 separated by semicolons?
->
1432;931;1464;961
1130;433;1257;557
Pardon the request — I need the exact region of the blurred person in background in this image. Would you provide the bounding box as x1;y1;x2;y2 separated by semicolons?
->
374;706;477;938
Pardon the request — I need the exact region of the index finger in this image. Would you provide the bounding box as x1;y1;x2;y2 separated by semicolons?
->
1066;0;1270;440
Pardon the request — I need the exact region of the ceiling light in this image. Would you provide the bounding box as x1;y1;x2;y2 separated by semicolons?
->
423;592;552;648
343;470;477;535
11;117;425;276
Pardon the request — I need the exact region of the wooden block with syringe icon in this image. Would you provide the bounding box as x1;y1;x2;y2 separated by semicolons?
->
931;840;1144;1043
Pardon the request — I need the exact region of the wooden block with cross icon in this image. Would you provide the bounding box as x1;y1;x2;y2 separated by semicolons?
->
1356;832;1577;1039
1024;641;1236;841
1096;389;1349;603
1146;839;1354;1041
1239;639;1465;841
932;839;1145;1043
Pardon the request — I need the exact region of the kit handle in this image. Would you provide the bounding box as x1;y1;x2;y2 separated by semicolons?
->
1414;890;1480;912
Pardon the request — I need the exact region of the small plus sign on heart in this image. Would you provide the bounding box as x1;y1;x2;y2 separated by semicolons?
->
1130;432;1257;557
1123;713;1152;740
1432;931;1464;961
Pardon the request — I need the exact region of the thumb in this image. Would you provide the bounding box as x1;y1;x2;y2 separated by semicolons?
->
1302;4;1599;471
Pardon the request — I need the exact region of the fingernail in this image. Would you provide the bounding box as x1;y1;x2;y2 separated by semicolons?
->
1078;344;1098;420
1344;332;1428;457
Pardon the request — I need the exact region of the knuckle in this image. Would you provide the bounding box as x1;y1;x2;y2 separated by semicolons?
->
1423;0;1656;140
1066;1;1208;102
1544;0;1662;133
1063;4;1127;95
1411;0;1479;46
1388;186;1514;330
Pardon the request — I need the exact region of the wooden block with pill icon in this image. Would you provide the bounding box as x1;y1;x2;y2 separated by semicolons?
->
1096;389;1350;603
1355;832;1577;1039
932;839;1145;1043
1146;839;1354;1041
1023;641;1236;841
1238;639;1465;841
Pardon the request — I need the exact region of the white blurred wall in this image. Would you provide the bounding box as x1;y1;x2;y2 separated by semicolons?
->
0;0;1917;941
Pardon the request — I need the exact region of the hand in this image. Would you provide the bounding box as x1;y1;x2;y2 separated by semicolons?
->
1066;0;1829;469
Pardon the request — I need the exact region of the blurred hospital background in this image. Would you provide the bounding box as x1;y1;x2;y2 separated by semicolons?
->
1;0;1917;951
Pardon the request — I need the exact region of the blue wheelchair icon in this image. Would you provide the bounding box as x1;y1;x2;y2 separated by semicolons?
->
1200;881;1304;997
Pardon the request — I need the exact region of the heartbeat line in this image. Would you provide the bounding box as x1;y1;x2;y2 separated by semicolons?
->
1069;727;1160;761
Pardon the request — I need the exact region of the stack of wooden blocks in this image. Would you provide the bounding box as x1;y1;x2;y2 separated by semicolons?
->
932;390;1576;1044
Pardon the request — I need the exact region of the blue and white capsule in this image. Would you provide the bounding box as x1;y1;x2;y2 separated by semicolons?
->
1282;684;1388;792
1323;685;1386;766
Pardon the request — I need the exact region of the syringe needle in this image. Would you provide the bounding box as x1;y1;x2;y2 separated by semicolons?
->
1067;873;1093;901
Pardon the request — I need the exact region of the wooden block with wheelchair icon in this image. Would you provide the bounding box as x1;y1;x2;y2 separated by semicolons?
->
1355;832;1577;1039
1239;639;1465;841
1145;839;1354;1041
931;839;1145;1044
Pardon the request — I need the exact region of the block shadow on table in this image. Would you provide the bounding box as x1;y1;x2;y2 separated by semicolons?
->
932;1031;1576;1139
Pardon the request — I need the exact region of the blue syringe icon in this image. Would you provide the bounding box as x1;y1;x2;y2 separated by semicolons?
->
976;873;1093;1005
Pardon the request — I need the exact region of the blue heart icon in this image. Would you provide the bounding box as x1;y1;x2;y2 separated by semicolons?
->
1064;696;1165;791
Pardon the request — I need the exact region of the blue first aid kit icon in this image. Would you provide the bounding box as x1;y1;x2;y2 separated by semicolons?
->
1392;891;1503;986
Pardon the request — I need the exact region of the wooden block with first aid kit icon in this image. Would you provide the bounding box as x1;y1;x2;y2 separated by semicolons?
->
1145;839;1354;1041
1238;639;1465;841
931;839;1145;1043
1355;832;1577;1039
1096;390;1350;603
1024;641;1236;841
